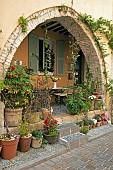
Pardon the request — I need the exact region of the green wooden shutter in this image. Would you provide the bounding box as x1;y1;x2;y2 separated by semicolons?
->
28;33;39;73
56;40;64;75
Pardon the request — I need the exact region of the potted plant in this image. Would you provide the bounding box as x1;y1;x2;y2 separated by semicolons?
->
88;119;94;130
0;123;19;159
88;95;96;111
43;114;60;144
18;121;32;152
2;64;33;127
31;129;43;148
80;125;89;134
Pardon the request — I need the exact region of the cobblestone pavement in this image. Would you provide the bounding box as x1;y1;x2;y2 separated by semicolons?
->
26;132;113;170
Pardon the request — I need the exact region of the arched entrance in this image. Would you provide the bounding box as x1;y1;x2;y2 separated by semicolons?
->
0;6;105;89
0;5;108;131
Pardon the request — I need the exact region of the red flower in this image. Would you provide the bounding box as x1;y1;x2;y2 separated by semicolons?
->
11;66;15;71
44;115;58;132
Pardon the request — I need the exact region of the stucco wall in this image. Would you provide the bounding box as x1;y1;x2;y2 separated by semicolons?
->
0;0;113;54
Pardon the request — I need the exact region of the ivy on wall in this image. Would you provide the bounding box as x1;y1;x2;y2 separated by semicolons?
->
78;14;113;55
18;16;28;33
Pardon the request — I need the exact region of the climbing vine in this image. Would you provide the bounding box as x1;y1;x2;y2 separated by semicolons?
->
18;16;28;33
78;14;113;54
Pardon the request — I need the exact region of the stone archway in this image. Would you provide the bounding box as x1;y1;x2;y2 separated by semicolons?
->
0;5;108;131
0;6;105;88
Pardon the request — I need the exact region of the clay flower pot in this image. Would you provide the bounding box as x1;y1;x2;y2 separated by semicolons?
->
18;135;32;152
0;138;19;160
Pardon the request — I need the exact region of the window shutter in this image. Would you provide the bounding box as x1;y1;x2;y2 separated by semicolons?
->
56;40;64;76
28;33;39;73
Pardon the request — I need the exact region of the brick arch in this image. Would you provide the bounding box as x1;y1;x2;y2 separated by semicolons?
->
0;6;105;91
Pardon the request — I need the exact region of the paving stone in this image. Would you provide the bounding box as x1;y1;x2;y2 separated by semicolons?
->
1;124;113;170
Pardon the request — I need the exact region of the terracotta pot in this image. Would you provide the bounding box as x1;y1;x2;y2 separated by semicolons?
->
43;132;60;144
96;122;101;127
0;138;19;160
5;108;22;127
18;135;32;152
31;137;42;149
102;120;108;125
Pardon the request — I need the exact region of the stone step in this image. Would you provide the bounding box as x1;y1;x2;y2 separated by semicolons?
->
60;132;88;149
53;110;102;125
57;122;80;138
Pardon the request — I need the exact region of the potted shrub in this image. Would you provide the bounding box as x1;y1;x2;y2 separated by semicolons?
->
0;124;19;160
18;121;32;152
43;114;60;144
80;125;89;134
2;65;33;127
31;129;43;149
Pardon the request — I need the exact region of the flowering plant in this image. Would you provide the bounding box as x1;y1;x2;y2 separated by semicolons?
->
88;95;96;100
44;114;59;136
50;76;61;82
2;65;33;109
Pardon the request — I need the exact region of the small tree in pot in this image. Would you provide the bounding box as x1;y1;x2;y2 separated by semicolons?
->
2;65;33;127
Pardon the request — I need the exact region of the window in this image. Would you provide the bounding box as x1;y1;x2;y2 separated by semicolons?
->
28;33;54;74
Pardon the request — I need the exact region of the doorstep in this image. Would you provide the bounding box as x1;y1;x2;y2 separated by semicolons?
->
53;110;102;125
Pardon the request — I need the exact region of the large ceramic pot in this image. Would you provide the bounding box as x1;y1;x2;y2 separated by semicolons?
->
18;135;32;152
43;132;60;144
0;138;19;160
4;108;22;127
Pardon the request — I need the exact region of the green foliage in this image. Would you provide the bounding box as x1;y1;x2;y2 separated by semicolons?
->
0;79;5;90
76;120;84;126
80;126;89;134
2;65;33;109
32;130;42;139
88;119;94;125
78;13;113;57
58;5;69;13
18;122;30;137
46;130;59;137
66;95;81;115
18;16;28;33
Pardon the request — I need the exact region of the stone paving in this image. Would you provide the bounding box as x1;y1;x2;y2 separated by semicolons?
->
0;124;113;170
26;132;113;170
